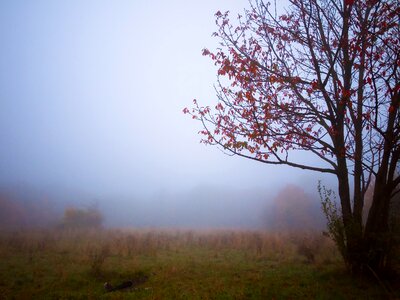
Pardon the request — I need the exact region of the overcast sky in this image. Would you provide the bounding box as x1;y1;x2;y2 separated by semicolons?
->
0;1;333;226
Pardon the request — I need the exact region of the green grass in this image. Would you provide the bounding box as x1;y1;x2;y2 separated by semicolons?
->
0;229;396;299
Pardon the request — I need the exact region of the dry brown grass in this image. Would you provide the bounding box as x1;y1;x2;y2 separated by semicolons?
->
0;227;340;263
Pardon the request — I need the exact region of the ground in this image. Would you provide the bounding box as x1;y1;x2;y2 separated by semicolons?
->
0;228;397;299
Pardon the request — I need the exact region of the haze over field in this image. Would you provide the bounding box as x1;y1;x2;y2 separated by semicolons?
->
0;0;333;228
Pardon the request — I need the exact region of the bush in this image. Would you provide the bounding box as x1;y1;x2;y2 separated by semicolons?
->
318;182;346;261
61;206;103;229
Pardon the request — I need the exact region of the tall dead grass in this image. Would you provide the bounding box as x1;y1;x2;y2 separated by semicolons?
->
0;227;341;271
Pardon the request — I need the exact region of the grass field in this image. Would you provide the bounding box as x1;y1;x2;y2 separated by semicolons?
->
0;228;397;299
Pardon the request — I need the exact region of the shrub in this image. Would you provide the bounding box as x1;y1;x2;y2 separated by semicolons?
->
318;182;347;262
61;206;103;229
86;243;110;276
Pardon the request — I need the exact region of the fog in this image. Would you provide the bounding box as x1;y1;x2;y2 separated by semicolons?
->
0;0;334;230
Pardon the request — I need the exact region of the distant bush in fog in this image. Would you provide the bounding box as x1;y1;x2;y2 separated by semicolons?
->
265;184;325;231
61;206;103;229
0;192;58;230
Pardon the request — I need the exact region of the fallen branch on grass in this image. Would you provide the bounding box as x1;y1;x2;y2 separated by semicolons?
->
104;275;149;292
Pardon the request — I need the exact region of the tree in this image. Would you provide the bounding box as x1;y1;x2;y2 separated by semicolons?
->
184;0;399;275
266;184;325;230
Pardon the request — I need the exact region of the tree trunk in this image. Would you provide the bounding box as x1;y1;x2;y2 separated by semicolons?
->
337;174;393;275
336;159;365;273
364;180;393;274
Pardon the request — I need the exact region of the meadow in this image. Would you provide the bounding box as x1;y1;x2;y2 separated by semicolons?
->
0;228;397;299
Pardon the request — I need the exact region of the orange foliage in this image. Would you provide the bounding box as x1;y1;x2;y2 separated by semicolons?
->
267;184;324;230
61;206;103;229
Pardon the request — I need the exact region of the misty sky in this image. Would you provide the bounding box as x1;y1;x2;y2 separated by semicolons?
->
0;1;334;226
